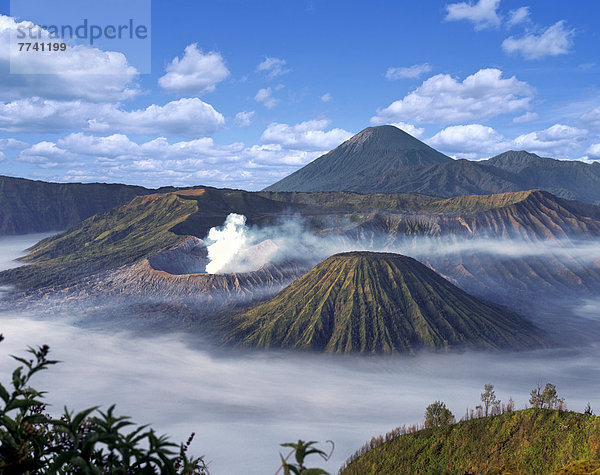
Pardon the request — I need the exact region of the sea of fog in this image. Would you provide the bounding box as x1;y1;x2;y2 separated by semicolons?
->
1;234;600;473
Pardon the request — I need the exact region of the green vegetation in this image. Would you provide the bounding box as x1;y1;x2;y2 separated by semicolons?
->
3;337;596;475
263;188;600;241
170;186;294;238
341;383;600;474
225;251;546;353
0;187;299;290
260;190;438;212
3;126;600;238
279;440;331;475
262;189;558;215
481;383;501;417
530;383;566;410
552;459;600;474
0;337;335;474
342;404;600;474
424;402;455;429
427;189;537;213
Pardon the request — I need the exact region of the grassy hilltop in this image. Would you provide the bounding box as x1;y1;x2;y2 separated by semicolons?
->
341;408;600;474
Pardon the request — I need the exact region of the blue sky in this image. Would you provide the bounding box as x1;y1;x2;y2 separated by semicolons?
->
0;0;599;190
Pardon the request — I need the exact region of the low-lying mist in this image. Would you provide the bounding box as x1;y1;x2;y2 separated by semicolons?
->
0;311;599;474
0;232;56;271
2;231;600;473
202;213;600;274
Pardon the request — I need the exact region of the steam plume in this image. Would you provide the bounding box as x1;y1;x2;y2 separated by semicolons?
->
205;214;249;274
203;213;345;274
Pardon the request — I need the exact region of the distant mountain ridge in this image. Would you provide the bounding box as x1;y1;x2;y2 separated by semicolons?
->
0;175;181;235
265;126;600;204
4;187;600;294
483;150;600;203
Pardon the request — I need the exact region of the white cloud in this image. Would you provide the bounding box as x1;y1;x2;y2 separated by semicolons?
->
0;17;228;141
507;6;530;27
18;141;78;167
158;44;230;96
585;143;600;159
581;106;600;129
0;138;27;149
14;132;329;190
244;143;322;167
513;111;538;123
234;111;255;127
502;21;574;60
390;122;425;138
513;123;587;156
23;121;593;189
0;97;225;136
16;133;247;182
320;93;332;103
371;68;534;125
425;122;592;160
445;0;501;30
57;133;141;157
0;15;139;102
88;98;225;137
385;64;432;80
0;98;101;133
255;87;279;109
55;133;243;163
256;57;290;78
427;124;508;158
260;120;352;150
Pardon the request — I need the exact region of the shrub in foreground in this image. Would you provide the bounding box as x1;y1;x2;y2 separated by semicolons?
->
0;336;207;474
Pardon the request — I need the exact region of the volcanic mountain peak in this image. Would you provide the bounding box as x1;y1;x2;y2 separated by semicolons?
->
225;251;546;354
264;125;452;192
265;126;600;203
338;125;442;154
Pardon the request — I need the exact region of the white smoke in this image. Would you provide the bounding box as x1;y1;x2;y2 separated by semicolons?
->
205;214;250;274
203;212;600;275
203;213;355;274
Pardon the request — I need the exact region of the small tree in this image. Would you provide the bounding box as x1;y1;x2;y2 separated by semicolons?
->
480;384;500;417
424;401;455;429
584;403;594;416
529;383;565;410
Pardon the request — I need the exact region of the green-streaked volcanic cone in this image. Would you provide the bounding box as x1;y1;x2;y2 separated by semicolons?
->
225;251;547;353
